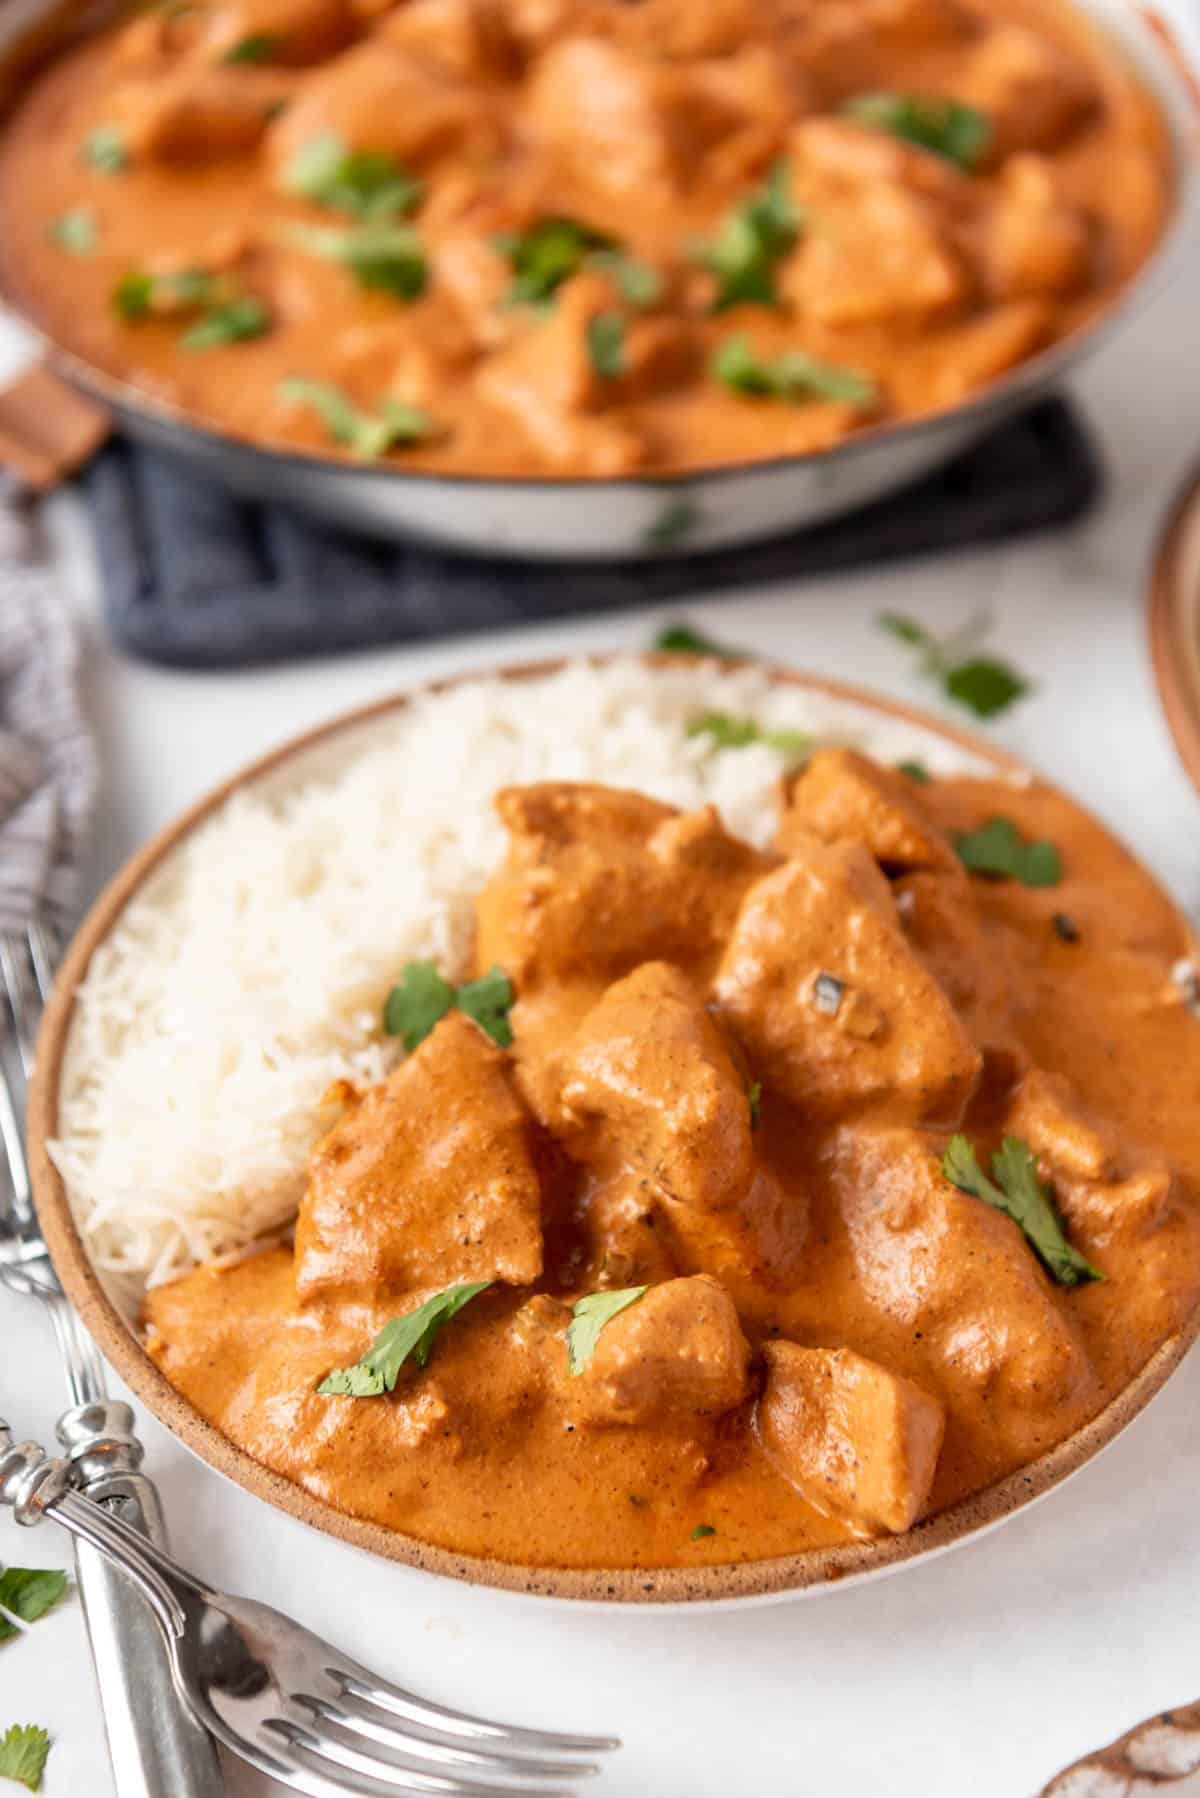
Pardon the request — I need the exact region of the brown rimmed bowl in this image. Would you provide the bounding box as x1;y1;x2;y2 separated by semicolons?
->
26;659;1200;1604
1149;459;1200;799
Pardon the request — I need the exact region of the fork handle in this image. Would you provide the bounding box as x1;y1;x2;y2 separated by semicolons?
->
0;1412;227;1798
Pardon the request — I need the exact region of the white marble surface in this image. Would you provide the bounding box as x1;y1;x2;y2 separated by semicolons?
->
4;160;1200;1798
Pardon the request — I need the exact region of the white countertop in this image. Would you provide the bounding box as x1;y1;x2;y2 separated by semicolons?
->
4;216;1200;1798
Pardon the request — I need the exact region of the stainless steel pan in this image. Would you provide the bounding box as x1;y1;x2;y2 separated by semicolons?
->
0;0;1196;560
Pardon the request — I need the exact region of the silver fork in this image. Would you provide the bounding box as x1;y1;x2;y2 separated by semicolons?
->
0;1417;619;1797
0;921;226;1796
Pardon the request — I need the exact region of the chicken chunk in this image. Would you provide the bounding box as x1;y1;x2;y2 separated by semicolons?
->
475;783;773;993
758;1342;945;1536
379;0;514;76
958;25;1098;158
777;748;958;875
294;1011;542;1304
112;66;295;162
987;156;1092;301
1005;1070;1119;1183
267;40;499;177
527;37;683;202
200;0;357;66
834;1126;1096;1461
715;835;980;1127
783;177;969;327
574;1275;751;1427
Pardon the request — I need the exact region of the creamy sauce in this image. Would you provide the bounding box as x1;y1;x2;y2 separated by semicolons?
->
0;0;1173;477
145;763;1200;1571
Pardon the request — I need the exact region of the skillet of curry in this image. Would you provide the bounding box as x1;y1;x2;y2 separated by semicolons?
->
141;749;1200;1572
0;0;1174;478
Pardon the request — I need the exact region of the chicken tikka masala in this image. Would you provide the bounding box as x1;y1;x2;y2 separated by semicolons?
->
0;0;1173;476
145;751;1200;1570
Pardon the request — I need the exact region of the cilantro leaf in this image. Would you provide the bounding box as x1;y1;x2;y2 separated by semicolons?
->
279;378;434;457
747;1081;762;1129
943;1135;1101;1286
895;759;930;783
691;1523;716;1540
0;1726;50;1793
180;296;271;350
566;1287;648;1375
645;500;701;552
955;816;1062;887
0;1618;16;1646
282;221;427;298
82;126;127;173
652;621;742;656
693;160;801;311
0;1570;67;1626
284;134;423;219
687;711;812;759
455;967;515;1048
222;32;282;62
495;217;614;307
843;93;992;169
318;1282;491;1396
113;268;230;321
49;210;96;256
586;312;626;379
712;336;876;409
382;961;456;1049
877;611;1029;720
585;249;663;309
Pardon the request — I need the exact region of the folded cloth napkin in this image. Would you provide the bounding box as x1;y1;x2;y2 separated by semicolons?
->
0;506;97;939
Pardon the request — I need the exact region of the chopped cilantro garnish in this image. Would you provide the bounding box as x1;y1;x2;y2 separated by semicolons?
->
284;134;423;219
318;1282;491;1396
0;1726;50;1793
645;500;702;552
691;1523;716;1540
222;31;281;62
0;1570;67;1626
49;209;96;256
878;611;1029;719
896;759;930;783
494;216;614;307
652;621;742;656
955;817;1061;887
180;296;271;350
692;160;801;311
279;378;434;458
943;1135;1101;1286
713;335;876;408
82;126;127;173
843;93;992;169
586;312;626;379
282;220;427;298
566;1287;648;1375
586;249;663;309
748;1081;762;1129
687;711;811;759
382;960;515;1050
113;268;226;321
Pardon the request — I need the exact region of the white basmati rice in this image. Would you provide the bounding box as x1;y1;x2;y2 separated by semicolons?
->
50;656;986;1289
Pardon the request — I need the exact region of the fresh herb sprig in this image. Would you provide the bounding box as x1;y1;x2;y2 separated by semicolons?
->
652;622;743;657
843;93;992;169
82;126;127;173
49;209;97;256
566;1287;648;1375
180;296;270;349
586;312;626;379
0;1725;50;1793
687;710;811;758
955;816;1061;887
285;134;424;220
382;961;515;1050
693;160;801;311
494;216;614;308
713;335;876;408
943;1135;1101;1286
0;1570;68;1629
282;220;427;298
222;31;282;62
279;378;434;458
878;612;1029;720
318;1282;491;1396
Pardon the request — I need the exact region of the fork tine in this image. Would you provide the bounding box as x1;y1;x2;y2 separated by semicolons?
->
266;1719;576;1798
0;934;36;1080
26;922;55;1007
332;1671;620;1757
0;1056;33;1225
297;1695;599;1785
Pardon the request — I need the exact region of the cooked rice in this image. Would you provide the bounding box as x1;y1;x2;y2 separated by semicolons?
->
50;656;984;1288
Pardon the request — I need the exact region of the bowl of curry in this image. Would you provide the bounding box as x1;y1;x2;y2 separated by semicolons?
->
0;0;1194;555
26;654;1200;1602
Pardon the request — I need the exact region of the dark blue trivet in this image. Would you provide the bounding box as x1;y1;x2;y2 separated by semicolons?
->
84;397;1101;671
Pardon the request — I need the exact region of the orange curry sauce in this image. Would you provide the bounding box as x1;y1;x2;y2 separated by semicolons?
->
145;758;1200;1570
0;0;1174;477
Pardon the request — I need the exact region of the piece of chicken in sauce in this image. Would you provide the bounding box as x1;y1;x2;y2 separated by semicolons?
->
146;753;1200;1568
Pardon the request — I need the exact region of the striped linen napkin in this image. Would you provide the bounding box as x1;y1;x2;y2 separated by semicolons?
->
0;507;97;938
